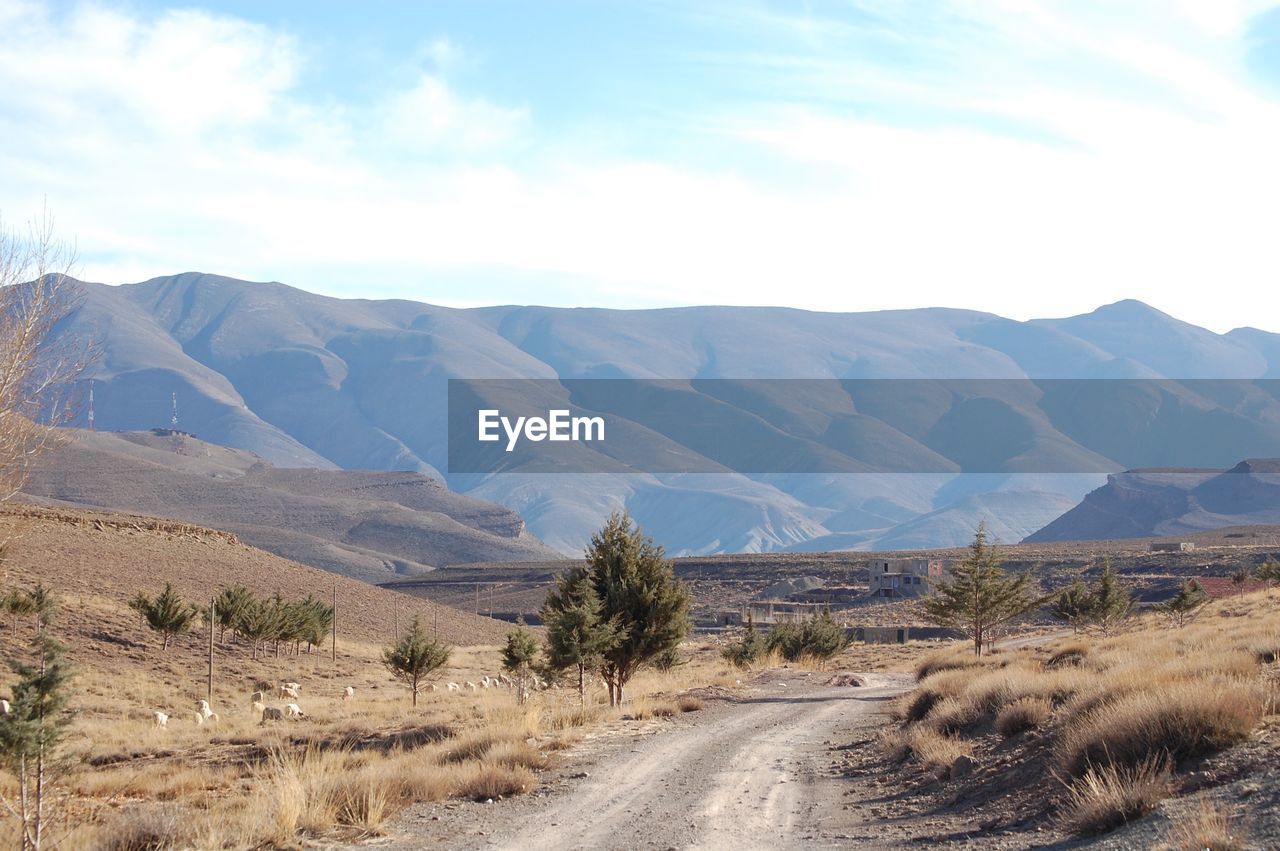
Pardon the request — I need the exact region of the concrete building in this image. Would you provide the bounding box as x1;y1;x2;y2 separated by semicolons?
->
867;558;950;598
1150;542;1196;553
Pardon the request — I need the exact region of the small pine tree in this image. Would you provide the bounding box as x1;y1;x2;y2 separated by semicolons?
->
765;611;849;662
1090;559;1135;636
1156;579;1210;627
3;588;36;634
922;523;1041;657
1049;580;1095;633
722;611;766;669
585;513;692;705
383;616;450;706
0;591;73;850
1230;568;1250;597
541;565;621;708
133;584;197;650
501;620;540;705
1257;557;1280;588
212;585;253;644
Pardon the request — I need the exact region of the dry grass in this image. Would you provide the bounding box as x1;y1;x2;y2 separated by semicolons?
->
0;619;740;848
677;695;704;712
996;696;1053;738
1061;757;1173;836
879;725;972;772
1159;799;1249;851
888;588;1280;837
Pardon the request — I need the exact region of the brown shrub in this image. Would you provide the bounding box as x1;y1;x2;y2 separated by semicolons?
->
677;695;704;712
1058;680;1263;776
1061;757;1172;836
996;696;1053;738
453;765;536;802
1159;799;1248;851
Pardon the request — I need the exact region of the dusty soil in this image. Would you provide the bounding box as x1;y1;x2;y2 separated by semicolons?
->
0;502;511;648
370;670;914;850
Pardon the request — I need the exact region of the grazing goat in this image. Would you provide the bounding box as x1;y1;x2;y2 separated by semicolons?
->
261;706;284;723
446;682;460;692
464;681;478;692
342;686;355;701
481;676;492;689
249;691;264;704
251;700;267;717
285;703;304;719
153;711;168;729
279;684;300;700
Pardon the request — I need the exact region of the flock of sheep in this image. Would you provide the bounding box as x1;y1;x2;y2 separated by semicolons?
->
149;673;542;729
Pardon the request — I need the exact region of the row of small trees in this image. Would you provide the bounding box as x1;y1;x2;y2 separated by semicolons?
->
127;584;334;658
382;512;693;708
918;524;1280;656
721;610;850;668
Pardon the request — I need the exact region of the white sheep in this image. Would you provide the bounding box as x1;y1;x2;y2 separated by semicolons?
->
481;676;492;689
342;686;355;701
464;681;478;692
261;706;284;723
446;682;460;692
153;711;168;729
249;691;264;704
285;703;304;718
498;674;512;687
279;683;300;699
197;699;215;719
251;700;267;717
0;699;10;714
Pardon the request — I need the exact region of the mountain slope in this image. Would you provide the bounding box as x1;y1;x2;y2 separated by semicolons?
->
23;429;560;581
1025;459;1280;543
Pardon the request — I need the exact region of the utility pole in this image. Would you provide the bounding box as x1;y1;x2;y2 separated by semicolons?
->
207;594;215;705
331;581;338;663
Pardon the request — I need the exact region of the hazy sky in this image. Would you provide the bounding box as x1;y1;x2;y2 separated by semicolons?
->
2;1;1279;331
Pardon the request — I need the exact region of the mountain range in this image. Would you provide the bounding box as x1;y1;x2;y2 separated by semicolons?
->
52;273;1280;555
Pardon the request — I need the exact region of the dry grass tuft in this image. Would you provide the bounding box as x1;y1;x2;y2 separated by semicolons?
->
453;764;537;802
1061;757;1173;836
1058;679;1263;776
996;696;1053;738
1159;799;1248;851
677;695;704;712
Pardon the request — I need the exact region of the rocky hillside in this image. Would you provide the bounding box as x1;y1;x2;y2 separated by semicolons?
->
1026;458;1280;542
23;429;560;582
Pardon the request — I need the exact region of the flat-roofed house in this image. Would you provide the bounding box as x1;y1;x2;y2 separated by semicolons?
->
868;558;950;598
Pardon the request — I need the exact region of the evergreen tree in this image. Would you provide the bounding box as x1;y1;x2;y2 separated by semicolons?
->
722;611;766;669
585;512;691;705
1049;580;1095;633
0;591;72;850
765;610;849;662
1156;579;1210;627
541;565;621;708
1256;557;1280;587
212;585;253;644
1090;559;1135;635
501;620;540;705
3;588;36;635
1230;568;1250;597
133;584;197;650
383;616;450;706
922;523;1040;657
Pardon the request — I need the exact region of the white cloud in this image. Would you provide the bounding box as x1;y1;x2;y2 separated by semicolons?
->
1;1;1279;332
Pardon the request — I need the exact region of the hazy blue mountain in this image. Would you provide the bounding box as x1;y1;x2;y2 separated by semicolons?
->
54;273;1280;556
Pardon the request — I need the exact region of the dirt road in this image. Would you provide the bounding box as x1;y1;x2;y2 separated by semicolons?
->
384;671;913;850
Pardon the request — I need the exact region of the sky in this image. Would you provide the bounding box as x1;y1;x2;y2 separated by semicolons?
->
2;0;1280;331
